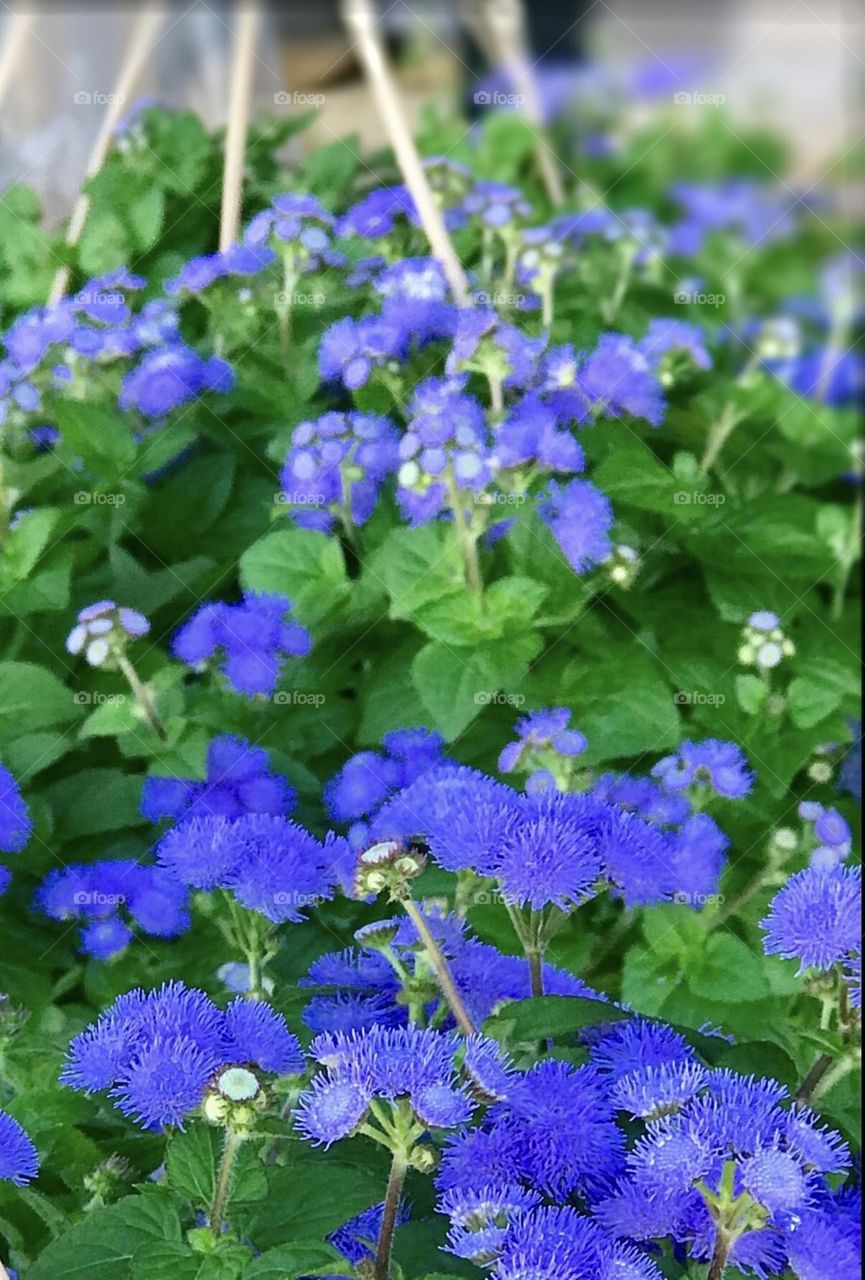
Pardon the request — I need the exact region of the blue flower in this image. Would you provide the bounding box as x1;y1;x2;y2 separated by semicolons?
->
487;1060;627;1198
576;333;666;426
491;790;603;911
0;763;31;853
498;707;587;774
119;344;233;417
62;981;302;1130
337;186;415;239
328;1200;412;1268
0;1110;39;1185
66;600;149;669
35;860;189;958
538;478;614;574
612;1060;708;1120
785;1189;862;1280
493;393;586;473
172;592;311;698
761;864;861;973
319;315;404;390
142;734;296;825
280;410;399;532
638;318;712;373
370;764;521;875
325;728;447;824
492;1206;618;1280
157;812;336;923
295;1025;484;1146
652;739;754;799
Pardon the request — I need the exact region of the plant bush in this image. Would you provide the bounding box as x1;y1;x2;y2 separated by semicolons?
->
0;85;860;1280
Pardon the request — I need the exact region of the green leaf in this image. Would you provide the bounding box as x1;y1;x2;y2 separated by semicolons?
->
132;1243;247;1280
787;672;847;729
43;768;143;839
0;507;61;585
166;1128;267;1210
248;1149;386;1247
370;524;464;619
53;400;137;473
0;661;78;742
244;1242;345;1279
735;674;767;716
411;634;541;741
240;528;349;627
484;995;628;1044
688;934;771;1003
28;1193;181;1280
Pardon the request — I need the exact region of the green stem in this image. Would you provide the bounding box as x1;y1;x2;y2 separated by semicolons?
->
527;949;544;999
700;401;744;475
795;1052;834;1104
116;654;167;740
208;1127;244;1237
373;1149;408;1280
813;1052;860;1101
401;897;476;1036
445;468;483;594
706;1231;731;1280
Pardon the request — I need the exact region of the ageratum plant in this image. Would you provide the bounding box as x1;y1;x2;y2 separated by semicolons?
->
0;51;860;1280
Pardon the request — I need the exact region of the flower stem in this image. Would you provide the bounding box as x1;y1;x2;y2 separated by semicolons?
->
700;401;744;475
116;654;167;740
208;1127;244;1237
813;1051;860;1101
445;468;483;594
373;1149;408;1280
795;1052;834;1104
527;948;544;999
400;897;476;1036
706;1232;731;1280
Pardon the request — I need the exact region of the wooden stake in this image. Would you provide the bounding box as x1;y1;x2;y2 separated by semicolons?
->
49;9;165;302
219;1;261;252
341;0;471;307
482;0;565;207
0;8;33;111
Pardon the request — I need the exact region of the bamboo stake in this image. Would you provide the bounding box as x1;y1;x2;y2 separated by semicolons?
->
481;0;565;207
0;8;33;111
341;0;471;306
219;1;261;251
49;9;165;302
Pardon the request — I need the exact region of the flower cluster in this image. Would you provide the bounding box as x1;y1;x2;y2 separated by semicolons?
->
156;811;339;923
66;600;150;668
0;1109;39;1186
35;860;189;958
172;591;311;697
279;409;400;532
497;707;588;789
141;734;296;825
761;863;861;976
738;611;796;672
0;762;31;855
652;739;754;800
324;727;448;842
295;1024;510;1148
798;800;854;870
62;981;303;1130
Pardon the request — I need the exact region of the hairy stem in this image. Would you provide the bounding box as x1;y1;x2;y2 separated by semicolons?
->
116;654;167;740
527;949;544;999
706;1230;731;1280
795;1052;834;1104
401;897;476;1036
208;1127;243;1237
373;1149;408;1280
700;401;743;475
445;469;483;593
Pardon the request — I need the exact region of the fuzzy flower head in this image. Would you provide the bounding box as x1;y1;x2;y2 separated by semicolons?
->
396;376;494;524
325;727;448;829
738;612;796;671
0;1110;39;1185
761;864;861;973
172;592;311;698
157;811;336;923
538;477;614;574
576;333;666;426
637;318;712;384
652;739;754;800
66;600;149;669
491;790;604;911
141;733;296;826
0;763;31;853
294;1025;505;1147
62;981;303;1131
119;343;233;417
280;410;399;533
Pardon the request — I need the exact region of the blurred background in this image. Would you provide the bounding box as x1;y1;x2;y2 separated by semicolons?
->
0;0;862;219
